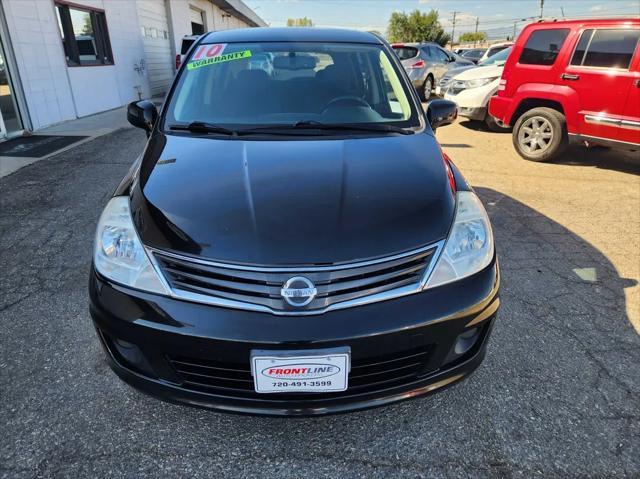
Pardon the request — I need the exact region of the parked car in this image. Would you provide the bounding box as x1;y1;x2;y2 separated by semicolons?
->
490;19;640;161
175;34;200;70
478;42;513;63
436;47;512;96
392;42;474;99
443;47;512;132
91;28;499;416
461;48;486;64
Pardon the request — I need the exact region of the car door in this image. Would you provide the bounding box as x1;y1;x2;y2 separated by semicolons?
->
431;46;450;81
560;26;640;143
622;39;640;145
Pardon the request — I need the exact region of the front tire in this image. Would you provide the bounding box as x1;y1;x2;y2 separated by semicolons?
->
512;107;568;162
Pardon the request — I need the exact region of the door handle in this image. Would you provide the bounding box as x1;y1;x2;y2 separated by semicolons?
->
635;79;640;88
561;73;580;81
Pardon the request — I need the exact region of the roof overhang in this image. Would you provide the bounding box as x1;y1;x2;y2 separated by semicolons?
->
209;0;268;28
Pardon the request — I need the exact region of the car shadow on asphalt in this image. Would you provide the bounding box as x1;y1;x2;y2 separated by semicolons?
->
457;118;505;133
457;118;639;175
553;145;640;175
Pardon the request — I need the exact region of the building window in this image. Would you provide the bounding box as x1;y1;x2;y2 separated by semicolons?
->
55;2;114;66
190;7;206;35
519;29;569;66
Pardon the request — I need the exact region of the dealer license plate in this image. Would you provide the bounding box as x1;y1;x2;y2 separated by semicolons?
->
251;348;350;394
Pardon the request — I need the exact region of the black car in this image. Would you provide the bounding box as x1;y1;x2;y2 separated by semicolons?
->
461;48;486;64
89;28;499;416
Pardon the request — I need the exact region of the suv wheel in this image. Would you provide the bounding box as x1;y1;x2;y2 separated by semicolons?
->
512;107;568;162
422;76;434;100
485;114;511;133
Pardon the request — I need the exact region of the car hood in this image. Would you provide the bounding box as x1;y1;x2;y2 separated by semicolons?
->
442;65;475;79
453;64;504;80
130;132;455;265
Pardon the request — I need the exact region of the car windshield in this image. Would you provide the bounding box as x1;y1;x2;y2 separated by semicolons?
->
164;42;419;131
479;46;512;66
462;49;485;58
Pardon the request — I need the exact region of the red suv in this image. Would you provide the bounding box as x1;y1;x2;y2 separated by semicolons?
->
490;18;640;161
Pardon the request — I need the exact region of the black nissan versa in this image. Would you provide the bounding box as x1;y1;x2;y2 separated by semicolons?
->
89;28;500;416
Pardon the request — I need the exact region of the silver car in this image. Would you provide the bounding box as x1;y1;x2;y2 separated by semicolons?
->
392;42;474;100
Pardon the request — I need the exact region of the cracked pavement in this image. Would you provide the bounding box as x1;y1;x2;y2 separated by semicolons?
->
1;120;639;478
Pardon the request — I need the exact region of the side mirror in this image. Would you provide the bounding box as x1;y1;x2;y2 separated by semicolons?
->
427;99;457;130
127;100;158;135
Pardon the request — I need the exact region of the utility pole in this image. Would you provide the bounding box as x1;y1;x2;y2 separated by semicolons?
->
450;11;460;48
475;16;479;34
513;21;517;40
560;6;565;18
540;0;545;18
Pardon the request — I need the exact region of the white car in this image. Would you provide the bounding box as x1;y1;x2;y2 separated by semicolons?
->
443;47;511;132
477;42;513;63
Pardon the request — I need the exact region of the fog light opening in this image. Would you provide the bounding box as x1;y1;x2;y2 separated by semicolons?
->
111;337;156;377
443;327;482;367
454;327;480;355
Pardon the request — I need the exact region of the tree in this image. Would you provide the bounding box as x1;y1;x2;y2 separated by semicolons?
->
387;9;450;46
286;17;314;27
459;31;487;43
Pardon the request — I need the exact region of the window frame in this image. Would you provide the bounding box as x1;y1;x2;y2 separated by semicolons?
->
162;41;424;134
55;0;114;67
569;28;640;71
518;28;570;66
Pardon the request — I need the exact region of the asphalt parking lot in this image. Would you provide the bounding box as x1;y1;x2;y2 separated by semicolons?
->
1;119;639;478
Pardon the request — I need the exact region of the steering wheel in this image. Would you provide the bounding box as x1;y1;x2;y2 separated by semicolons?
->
322;96;371;112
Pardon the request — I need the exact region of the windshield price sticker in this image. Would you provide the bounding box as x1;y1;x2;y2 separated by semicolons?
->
187;49;252;70
191;43;227;60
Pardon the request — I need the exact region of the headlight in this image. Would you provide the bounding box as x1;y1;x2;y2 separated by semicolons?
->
93;196;168;294
456;77;499;90
425;191;494;289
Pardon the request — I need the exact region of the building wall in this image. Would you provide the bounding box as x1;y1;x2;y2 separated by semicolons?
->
167;0;251;56
2;0;149;129
2;0;76;129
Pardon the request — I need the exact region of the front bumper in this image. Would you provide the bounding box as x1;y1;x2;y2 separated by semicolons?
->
89;256;500;416
444;83;499;121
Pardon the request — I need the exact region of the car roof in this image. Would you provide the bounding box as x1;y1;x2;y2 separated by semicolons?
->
391;42;441;48
525;17;639;28
201;27;383;45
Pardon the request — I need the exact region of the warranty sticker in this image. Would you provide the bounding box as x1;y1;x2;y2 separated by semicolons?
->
187;50;252;70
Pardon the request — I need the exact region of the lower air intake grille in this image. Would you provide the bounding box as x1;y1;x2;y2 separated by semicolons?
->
167;347;432;400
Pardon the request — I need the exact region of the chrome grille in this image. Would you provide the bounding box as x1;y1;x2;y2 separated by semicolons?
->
152;244;440;314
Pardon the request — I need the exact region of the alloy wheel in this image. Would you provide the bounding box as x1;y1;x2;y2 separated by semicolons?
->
518;116;554;154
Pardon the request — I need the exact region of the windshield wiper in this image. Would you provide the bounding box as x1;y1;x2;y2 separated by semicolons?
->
242;121;414;135
169;121;236;136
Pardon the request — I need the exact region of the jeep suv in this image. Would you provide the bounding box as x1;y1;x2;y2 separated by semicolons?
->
489;18;640;161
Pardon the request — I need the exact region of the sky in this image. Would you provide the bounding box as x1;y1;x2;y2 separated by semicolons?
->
244;0;640;39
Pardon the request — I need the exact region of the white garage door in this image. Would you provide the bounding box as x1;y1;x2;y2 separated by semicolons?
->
137;0;173;96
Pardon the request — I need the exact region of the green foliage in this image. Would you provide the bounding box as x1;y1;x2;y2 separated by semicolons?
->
459;31;488;43
387;9;451;46
286;17;314;27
